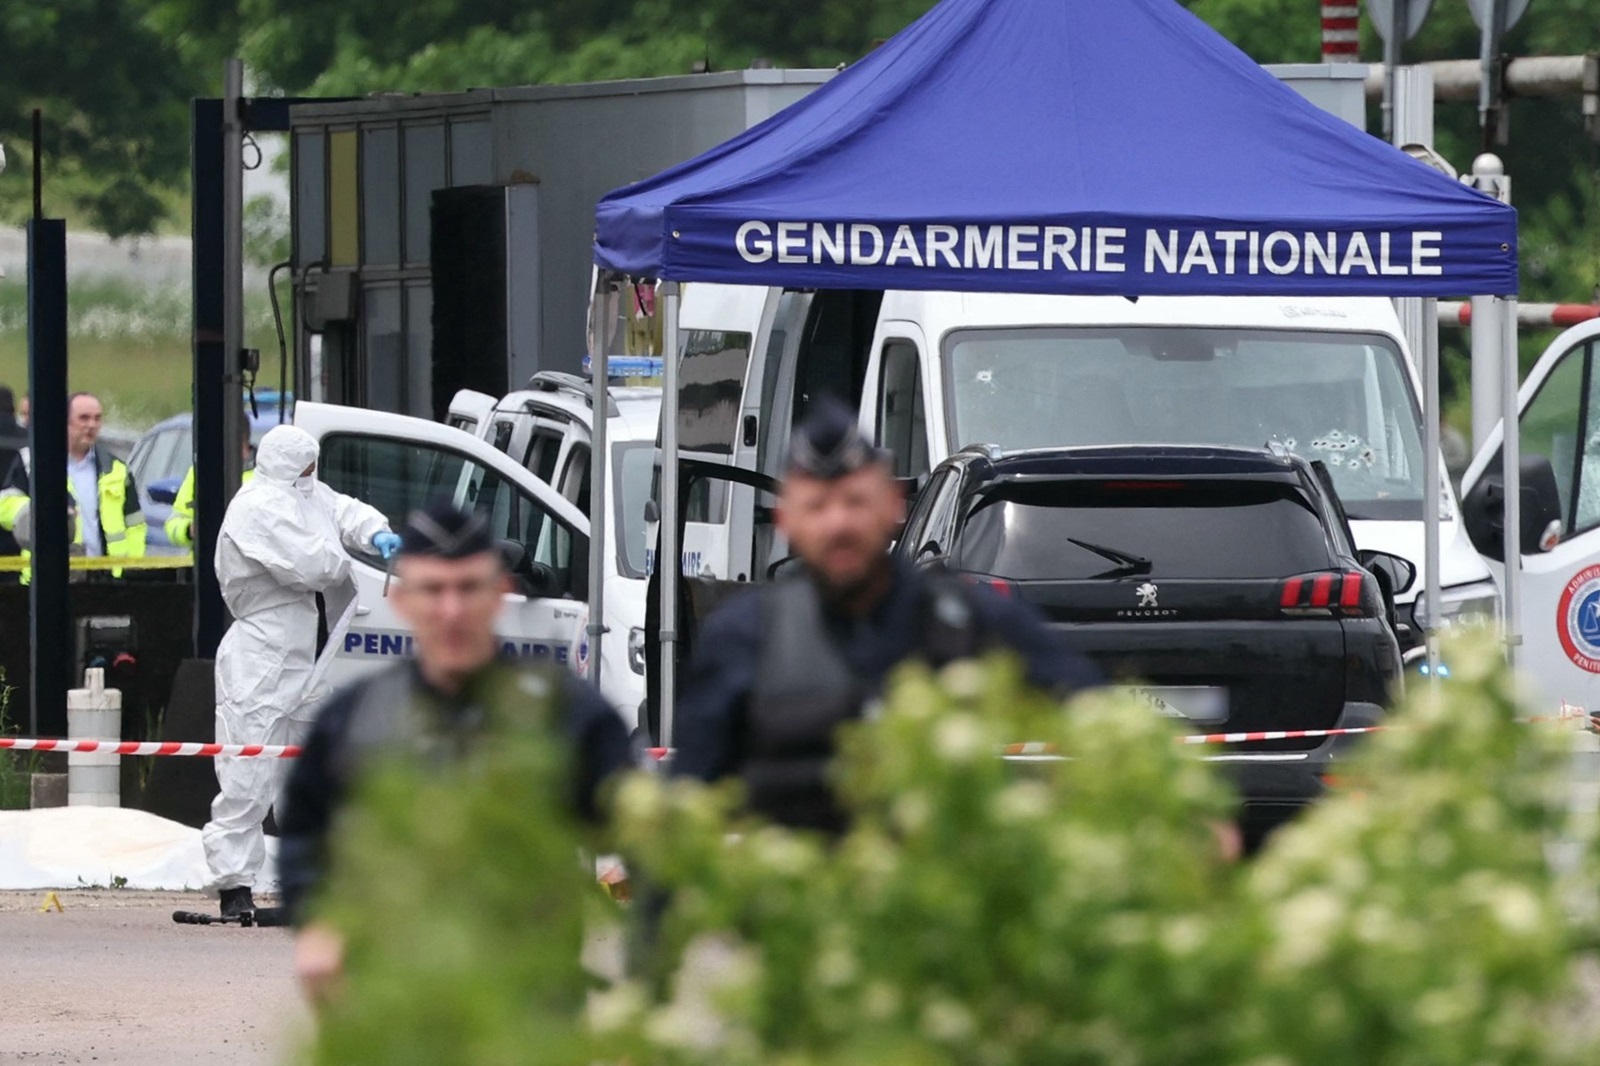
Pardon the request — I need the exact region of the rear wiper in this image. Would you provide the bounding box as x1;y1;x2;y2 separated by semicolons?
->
1066;537;1151;576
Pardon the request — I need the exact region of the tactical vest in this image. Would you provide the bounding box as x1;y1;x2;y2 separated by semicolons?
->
333;662;558;789
166;465;255;547
0;444;145;582
743;572;986;832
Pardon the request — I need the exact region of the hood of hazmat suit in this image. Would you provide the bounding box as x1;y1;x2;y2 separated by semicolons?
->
204;424;391;891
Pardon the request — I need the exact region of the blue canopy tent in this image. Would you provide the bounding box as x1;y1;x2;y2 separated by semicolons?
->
593;0;1522;740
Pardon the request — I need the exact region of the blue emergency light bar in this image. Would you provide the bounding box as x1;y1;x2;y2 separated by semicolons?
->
582;354;665;379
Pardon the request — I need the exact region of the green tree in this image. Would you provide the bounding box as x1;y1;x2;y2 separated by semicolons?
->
0;0;212;236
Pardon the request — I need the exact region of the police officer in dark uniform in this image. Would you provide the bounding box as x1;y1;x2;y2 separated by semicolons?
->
277;499;631;1003
674;399;1100;832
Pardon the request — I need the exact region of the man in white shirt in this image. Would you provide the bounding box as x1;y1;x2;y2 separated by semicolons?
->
0;391;147;579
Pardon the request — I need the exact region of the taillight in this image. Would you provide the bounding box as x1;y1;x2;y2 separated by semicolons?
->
964;574;1015;597
1280;570;1370;617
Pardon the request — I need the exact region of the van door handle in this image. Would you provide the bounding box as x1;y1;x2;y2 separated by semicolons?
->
354;606;371;617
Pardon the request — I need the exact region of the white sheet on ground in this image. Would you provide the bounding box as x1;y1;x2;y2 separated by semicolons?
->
0;807;278;892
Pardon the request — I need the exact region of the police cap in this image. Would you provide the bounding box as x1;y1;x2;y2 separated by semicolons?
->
398;497;496;559
786;397;889;480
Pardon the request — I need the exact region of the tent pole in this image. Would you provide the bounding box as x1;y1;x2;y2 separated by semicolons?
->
1423;295;1442;683
586;285;611;693
659;281;681;747
1500;294;1521;669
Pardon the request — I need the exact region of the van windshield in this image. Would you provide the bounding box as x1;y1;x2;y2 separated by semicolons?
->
943;326;1426;520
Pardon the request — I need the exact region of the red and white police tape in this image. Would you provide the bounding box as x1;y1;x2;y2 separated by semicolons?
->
0;738;302;758
5;704;1593;763
639;702;1598;762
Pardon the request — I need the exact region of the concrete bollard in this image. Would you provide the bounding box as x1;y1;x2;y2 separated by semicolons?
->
66;668;122;806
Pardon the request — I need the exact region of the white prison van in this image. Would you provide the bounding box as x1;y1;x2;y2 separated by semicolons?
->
292;402;599;713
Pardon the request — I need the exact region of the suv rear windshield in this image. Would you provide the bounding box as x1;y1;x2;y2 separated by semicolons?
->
953;481;1333;580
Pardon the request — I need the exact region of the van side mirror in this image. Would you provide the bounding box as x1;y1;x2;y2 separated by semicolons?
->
1358;549;1416;597
1462;454;1564;558
498;538;557;597
147;477;182;506
766;554;802;580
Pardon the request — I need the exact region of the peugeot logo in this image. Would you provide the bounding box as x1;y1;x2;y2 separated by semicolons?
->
1136;582;1159;608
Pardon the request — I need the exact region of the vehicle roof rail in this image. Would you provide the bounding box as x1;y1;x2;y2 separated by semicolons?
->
525;370;619;417
958;442;1004;461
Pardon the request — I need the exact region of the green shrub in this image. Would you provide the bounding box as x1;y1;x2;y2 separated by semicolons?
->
1232;629;1599;1065
0;669;40;810
305;708;630;1066
304;632;1600;1065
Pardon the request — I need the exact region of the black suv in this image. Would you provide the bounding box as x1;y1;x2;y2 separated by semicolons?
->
899;444;1408;848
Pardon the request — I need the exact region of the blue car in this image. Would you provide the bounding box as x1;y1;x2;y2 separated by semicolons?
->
128;393;291;554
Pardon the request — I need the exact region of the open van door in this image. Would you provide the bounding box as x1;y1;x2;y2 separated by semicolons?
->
675;284;774;581
1460;319;1600;709
643;458;780;744
860;320;938;496
293;401;593;691
446;389;498;438
674;284;885;581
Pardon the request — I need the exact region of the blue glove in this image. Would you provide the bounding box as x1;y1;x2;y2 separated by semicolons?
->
372;531;403;560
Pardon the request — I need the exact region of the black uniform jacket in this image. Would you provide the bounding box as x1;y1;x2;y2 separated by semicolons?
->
673;560;1101;784
278;659;630;924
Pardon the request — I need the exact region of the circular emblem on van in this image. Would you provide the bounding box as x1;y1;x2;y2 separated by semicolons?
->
1557;565;1600;673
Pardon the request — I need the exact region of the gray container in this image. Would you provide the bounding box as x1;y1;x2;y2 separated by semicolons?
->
290;69;836;416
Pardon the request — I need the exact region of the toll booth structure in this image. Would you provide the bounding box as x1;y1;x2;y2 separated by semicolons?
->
287;69;835;420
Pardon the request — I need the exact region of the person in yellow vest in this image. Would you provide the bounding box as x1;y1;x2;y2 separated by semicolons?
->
166;420;257;548
0;391;146;581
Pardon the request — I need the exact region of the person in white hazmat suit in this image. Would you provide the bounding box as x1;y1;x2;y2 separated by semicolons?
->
202;425;401;919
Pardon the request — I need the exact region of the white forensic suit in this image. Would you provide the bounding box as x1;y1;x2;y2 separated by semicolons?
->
201;425;391;892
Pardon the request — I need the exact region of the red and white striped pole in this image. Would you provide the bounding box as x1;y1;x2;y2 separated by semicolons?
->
1438;302;1600;329
1321;1;1361;62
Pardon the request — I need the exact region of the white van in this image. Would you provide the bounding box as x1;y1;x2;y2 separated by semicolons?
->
293;400;594;702
666;285;1567;687
447;373;664;726
1461;315;1600;711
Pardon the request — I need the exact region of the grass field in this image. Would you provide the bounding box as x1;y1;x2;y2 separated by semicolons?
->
0;278;288;433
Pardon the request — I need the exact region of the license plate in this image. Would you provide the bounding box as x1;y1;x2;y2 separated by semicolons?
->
1123;685;1229;723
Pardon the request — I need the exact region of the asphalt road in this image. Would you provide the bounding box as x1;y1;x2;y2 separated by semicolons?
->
0;890;310;1066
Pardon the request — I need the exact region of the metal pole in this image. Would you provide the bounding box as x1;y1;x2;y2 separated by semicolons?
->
1364;54;1599;111
658;281;681;747
586;290;610;693
1383;15;1402;140
1466;153;1510;452
27;217;71;737
1392;66;1436;384
1423;292;1443;682
1479;0;1506;145
1500;295;1521;669
191;98;227;657
30;111;41;220
1469;296;1502;450
222;59;246;500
